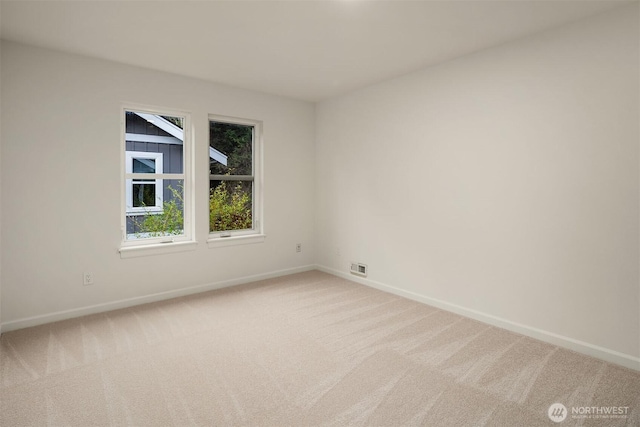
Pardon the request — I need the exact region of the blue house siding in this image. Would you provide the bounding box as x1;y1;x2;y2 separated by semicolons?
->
125;140;183;177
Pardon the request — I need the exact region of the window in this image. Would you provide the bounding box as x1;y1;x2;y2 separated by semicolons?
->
121;108;192;249
208;116;263;242
126;151;163;213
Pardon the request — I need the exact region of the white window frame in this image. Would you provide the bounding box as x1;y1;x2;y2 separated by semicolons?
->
120;105;195;256
208;115;264;247
125;151;163;214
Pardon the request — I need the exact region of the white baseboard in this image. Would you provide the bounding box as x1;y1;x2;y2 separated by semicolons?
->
0;265;316;333
4;263;638;372
316;264;640;372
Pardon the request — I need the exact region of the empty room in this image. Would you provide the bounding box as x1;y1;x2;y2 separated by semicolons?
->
1;1;639;426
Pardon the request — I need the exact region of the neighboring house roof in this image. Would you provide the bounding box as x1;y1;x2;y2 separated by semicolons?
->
134;112;183;139
128;112;228;166
208;147;228;166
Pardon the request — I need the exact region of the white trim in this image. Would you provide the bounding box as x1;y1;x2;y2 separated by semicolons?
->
207;234;266;248
125;173;183;180
209;146;228;166
208;115;263;238
315;264;640;372
209;226;259;240
4;263;635;371
119;240;198;258
133;112;183;141
0;265;316;333
126;133;182;145
124;231;180;240
125;151;163;214
121;105;194;249
126;152;163;174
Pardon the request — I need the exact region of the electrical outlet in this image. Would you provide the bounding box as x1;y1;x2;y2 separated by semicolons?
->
83;272;94;286
296;243;302;253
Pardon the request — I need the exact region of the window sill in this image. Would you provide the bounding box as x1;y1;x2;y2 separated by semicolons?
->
119;241;198;259
207;234;266;248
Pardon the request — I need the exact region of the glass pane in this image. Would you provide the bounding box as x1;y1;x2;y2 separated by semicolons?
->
126;180;184;240
132;183;156;207
209;121;253;176
160;116;183;129
209;180;253;232
125;110;184;174
133;158;156;174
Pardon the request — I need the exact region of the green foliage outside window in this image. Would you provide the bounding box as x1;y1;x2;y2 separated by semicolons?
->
133;185;184;237
133;181;252;237
209;181;252;232
134;120;254;238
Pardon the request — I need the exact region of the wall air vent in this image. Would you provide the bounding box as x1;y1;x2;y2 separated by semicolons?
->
350;262;368;277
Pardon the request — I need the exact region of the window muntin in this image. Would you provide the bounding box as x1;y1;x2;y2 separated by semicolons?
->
122;108;191;245
209;117;262;237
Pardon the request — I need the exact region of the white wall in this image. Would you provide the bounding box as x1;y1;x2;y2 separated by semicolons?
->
316;5;639;366
1;5;638;371
0;41;316;328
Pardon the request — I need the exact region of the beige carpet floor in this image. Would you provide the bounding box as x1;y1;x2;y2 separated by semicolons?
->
1;270;639;426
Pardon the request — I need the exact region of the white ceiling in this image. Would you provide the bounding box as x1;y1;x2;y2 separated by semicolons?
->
0;0;632;102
